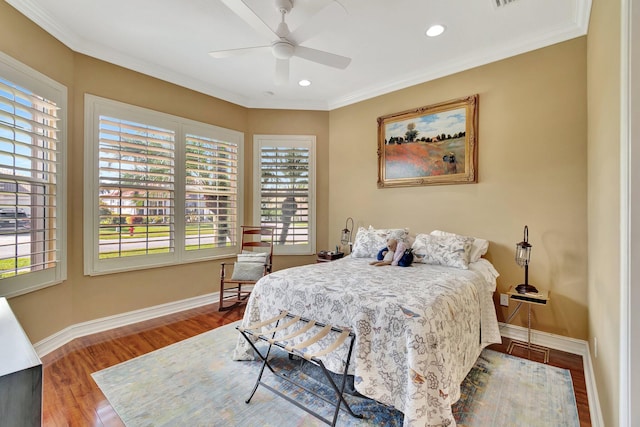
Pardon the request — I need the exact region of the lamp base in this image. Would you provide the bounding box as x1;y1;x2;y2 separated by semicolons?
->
515;284;539;294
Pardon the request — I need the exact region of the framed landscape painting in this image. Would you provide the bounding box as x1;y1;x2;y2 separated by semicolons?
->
377;94;478;188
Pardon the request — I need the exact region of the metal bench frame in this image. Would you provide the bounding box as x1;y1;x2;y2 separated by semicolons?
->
236;310;363;426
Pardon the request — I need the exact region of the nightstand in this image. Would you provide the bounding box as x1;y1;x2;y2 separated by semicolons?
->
505;285;550;363
316;251;344;262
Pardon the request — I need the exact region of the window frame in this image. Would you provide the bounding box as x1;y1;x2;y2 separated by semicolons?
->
253;134;316;256
84;95;243;276
0;51;67;298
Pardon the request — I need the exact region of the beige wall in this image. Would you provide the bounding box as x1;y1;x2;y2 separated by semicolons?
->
587;0;622;425
329;38;589;339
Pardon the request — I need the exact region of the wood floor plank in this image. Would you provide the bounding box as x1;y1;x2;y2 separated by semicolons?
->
41;304;590;426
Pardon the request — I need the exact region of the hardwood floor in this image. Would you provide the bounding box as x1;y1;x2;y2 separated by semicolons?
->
41;304;590;426
41;303;244;427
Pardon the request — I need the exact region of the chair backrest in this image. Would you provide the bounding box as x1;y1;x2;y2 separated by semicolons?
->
240;226;275;271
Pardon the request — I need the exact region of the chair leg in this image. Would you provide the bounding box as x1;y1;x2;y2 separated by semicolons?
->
218;276;226;311
219;281;243;312
218;288;238;312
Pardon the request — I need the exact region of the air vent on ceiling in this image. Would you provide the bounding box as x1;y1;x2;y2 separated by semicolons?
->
493;0;519;8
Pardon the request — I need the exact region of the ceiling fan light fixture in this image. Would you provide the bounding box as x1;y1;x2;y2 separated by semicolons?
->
272;41;294;59
426;24;446;37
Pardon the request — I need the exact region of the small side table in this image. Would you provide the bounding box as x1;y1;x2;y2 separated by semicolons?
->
505;286;550;363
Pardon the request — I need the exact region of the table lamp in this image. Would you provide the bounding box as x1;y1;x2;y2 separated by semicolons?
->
340;217;354;252
515;225;538;294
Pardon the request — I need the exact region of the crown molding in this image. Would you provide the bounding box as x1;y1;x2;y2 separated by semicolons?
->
6;0;592;111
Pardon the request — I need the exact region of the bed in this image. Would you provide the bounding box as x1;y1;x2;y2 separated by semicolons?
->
233;229;501;427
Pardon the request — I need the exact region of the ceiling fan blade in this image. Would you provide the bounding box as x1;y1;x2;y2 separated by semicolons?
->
289;1;347;44
208;46;270;58
293;45;351;69
275;58;289;85
220;0;277;41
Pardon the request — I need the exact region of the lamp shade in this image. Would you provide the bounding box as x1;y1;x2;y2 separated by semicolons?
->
340;217;354;246
515;225;532;266
515;241;531;266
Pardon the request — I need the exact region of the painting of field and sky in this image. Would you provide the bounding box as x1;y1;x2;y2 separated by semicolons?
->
377;95;478;187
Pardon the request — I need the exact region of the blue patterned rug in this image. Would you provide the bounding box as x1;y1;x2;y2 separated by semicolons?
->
92;321;579;426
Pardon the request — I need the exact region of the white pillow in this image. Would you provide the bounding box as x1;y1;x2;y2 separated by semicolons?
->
351;226;409;258
237;252;268;264
430;230;489;263
231;251;269;281
230;262;265;281
412;233;473;269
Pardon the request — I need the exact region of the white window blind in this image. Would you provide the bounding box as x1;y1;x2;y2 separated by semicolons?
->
254;135;315;255
85;95;243;275
0;52;66;297
185;132;239;250
98;116;175;258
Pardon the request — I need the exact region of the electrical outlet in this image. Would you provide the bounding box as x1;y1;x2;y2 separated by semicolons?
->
500;293;509;306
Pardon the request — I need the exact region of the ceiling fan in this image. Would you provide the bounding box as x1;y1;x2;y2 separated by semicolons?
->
210;0;351;85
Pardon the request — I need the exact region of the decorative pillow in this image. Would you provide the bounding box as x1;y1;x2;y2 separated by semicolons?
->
237;252;268;264
411;233;473;269
230;262;265;281
351;226;409;258
231;251;268;281
430;230;489;263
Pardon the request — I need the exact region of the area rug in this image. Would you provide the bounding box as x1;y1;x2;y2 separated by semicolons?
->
91;321;579;427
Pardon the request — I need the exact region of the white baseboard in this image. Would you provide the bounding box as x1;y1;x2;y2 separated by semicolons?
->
32;300;602;427
33;292;219;358
499;322;604;427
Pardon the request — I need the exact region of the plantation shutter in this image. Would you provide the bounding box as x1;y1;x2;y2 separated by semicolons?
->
185;133;239;250
254;136;315;255
98;116;175;258
0;77;60;280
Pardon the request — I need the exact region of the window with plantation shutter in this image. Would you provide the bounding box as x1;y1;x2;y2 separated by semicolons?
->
185;130;239;251
97;116;176;258
0;52;67;297
253;135;315;255
85;95;243;275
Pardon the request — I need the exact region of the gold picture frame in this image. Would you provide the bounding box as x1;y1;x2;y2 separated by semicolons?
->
377;94;478;188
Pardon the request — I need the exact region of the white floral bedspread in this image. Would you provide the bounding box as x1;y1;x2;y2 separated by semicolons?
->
233;256;501;427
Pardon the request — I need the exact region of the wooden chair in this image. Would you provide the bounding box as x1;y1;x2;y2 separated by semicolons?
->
218;226;275;311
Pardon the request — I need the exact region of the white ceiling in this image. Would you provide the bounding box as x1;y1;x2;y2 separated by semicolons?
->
6;0;591;110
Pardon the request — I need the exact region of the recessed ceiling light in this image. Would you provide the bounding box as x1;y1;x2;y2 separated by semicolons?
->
298;79;311;87
426;24;445;37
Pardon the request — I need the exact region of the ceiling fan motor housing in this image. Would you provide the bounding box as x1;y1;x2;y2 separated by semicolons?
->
276;0;293;14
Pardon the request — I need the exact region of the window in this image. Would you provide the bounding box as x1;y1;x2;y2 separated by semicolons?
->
253;135;315;255
84;95;242;275
0;52;67;297
185;128;239;251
